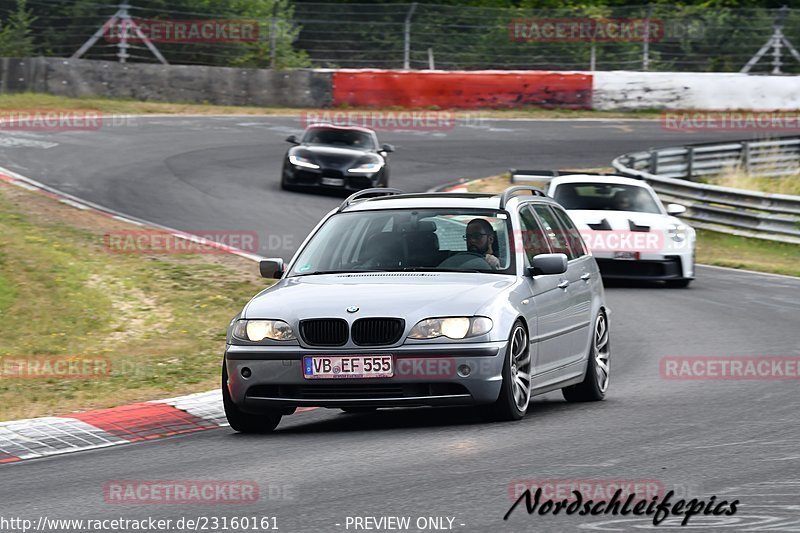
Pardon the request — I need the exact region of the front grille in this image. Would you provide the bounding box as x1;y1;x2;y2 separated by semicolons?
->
246;383;469;400
297;384;405;399
597;257;682;278
352;318;405;346
300;319;348;346
347;176;373;189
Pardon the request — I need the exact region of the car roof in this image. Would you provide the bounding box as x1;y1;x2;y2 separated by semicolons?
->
549;174;654;189
304;123;376;135
340;191;562;213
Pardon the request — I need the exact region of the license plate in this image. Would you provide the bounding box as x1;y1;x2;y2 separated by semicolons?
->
303;355;393;379
613;251;640;260
320;177;345;186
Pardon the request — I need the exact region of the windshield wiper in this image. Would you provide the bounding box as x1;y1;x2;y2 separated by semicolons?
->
392;267;483;273
293;269;387;277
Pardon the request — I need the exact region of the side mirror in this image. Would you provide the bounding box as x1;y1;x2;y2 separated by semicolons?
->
380;143;395;153
666;203;686;215
285;135;299;145
527;253;568;276
259;259;285;279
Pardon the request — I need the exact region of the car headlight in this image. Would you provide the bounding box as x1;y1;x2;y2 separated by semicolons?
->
667;223;687;243
232;319;296;342
408;317;493;340
288;154;320;169
347;159;383;174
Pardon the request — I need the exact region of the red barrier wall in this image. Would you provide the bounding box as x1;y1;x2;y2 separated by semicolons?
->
332;70;593;109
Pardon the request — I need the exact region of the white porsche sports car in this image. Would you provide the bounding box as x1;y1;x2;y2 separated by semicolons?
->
547;175;695;287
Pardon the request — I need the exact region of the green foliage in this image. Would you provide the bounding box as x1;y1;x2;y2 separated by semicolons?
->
0;0;36;57
17;0;309;68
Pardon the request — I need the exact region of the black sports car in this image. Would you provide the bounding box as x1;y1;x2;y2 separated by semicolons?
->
281;124;394;192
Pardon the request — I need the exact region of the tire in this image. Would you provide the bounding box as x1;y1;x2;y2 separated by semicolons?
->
562;311;610;403
484;322;531;422
666;279;691;288
222;361;282;433
340;407;377;414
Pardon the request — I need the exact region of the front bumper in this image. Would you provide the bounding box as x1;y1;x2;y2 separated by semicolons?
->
225;342;507;413
594;254;691;280
283;165;382;191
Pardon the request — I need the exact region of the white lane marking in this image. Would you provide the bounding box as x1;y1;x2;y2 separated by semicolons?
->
697;263;800;281
0;136;58;149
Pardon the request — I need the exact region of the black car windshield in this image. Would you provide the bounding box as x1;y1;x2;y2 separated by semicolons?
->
288;209;515;276
302;127;376;150
553;182;662;214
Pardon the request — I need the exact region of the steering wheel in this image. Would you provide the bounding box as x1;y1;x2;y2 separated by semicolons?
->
438;251;493;270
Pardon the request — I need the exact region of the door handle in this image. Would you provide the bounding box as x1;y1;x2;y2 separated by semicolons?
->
581;273;591;281
557;279;570;289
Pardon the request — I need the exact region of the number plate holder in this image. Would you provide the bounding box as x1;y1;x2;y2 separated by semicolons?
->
303;355;393;379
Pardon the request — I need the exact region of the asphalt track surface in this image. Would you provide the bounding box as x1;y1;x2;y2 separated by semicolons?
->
1;117;799;532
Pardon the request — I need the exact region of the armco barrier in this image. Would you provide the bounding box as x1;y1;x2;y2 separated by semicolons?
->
612;138;800;244
331;70;592;109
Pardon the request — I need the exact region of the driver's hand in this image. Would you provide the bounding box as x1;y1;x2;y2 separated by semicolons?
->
485;254;501;269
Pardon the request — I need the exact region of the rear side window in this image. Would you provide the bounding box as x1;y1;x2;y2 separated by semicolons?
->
531;205;578;260
551;206;588;257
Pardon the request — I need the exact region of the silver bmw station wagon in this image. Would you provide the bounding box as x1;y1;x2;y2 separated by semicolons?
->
223;187;610;432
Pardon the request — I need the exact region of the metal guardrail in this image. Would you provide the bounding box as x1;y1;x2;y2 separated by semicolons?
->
612;137;800;244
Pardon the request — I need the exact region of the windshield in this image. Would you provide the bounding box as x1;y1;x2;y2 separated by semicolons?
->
288;209;515;276
552;183;662;214
302;127;376;150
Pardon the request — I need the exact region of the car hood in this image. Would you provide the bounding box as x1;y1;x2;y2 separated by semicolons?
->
566;210;680;231
290;145;378;170
244;272;516;321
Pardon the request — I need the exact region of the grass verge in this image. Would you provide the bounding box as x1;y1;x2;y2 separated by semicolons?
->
0;182;268;421
459;174;800;278
0;92;665;119
706;172;800;196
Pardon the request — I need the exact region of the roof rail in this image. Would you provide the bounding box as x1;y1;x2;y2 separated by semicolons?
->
498;186;548;209
337;188;404;212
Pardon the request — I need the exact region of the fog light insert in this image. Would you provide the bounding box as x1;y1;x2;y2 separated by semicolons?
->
457;364;471;377
241;367;252;378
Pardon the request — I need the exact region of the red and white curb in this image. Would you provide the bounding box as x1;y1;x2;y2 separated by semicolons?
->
0;391;224;464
